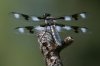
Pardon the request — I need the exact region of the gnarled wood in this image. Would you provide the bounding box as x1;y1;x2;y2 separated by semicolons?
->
37;31;73;66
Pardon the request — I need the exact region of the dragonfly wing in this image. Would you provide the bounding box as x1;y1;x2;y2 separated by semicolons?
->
57;12;87;21
11;12;41;22
54;24;88;33
63;25;88;33
11;12;30;20
72;12;87;20
15;26;34;34
55;26;62;32
34;26;45;31
79;27;88;33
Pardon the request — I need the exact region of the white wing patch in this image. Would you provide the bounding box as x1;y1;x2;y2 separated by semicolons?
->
14;13;20;19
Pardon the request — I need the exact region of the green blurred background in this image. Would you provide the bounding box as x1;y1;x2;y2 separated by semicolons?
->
0;0;100;66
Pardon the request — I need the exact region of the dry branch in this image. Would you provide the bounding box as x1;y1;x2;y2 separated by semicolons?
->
37;31;73;66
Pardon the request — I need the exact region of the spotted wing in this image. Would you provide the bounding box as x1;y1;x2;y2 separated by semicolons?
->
57;12;87;21
40;24;88;33
62;25;88;33
15;25;47;34
15;25;88;34
15;26;34;34
11;12;43;22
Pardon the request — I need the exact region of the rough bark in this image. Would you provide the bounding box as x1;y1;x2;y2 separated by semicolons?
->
37;31;73;66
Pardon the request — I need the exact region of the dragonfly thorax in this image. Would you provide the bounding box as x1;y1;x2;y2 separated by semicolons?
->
44;17;56;25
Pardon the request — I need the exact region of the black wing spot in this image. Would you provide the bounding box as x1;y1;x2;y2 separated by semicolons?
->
25;26;34;34
71;26;79;33
21;14;29;20
72;14;78;20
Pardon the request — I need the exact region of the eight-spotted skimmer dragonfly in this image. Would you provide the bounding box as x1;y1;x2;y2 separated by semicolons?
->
11;12;88;46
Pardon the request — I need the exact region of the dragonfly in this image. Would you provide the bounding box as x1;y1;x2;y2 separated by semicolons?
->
11;12;88;46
